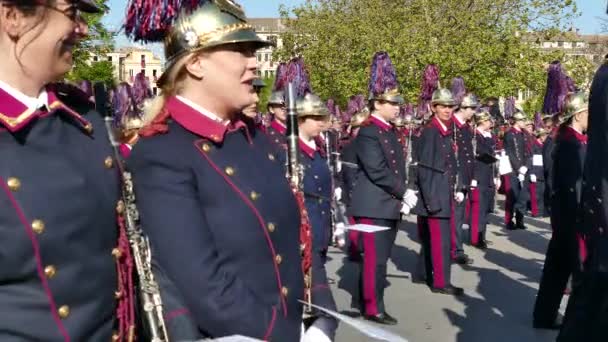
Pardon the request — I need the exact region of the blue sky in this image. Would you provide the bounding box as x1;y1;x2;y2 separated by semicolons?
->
105;0;606;51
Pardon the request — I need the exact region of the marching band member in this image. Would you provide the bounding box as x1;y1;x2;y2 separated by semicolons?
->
265;63;288;148
451;93;478;265
534;92;589;330
529;128;549;217
347;52;417;324
125;1;325;340
0;0;134;340
412;89;464;296
469;111;498;249
112;81;146;158
503;112;530;230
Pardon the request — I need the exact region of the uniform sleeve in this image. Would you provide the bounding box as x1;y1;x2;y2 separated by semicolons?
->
416;129;442;214
504;132;521;171
355;129;406;200
129;147;298;340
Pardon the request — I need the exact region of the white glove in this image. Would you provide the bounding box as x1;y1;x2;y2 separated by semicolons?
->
403;189;418;208
333;187;342;202
400;202;411;215
494;178;501;189
471;179;478;188
519;166;528;175
455;192;465;203
336;160;342;173
333;222;346;248
530;174;537;183
518;174;525;182
302;325;332;342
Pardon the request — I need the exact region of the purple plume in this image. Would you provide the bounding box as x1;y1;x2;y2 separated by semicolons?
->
417;64;440;117
285;57;312;97
131;72;154;108
326;98;336;116
112;82;138;128
404;103;415;116
346;94;367;119
368;52;399;98
542;61;576;115
125;0;209;42
78;80;93;99
503;96;516;119
450;76;466;105
534;112;543;130
273;63;288;92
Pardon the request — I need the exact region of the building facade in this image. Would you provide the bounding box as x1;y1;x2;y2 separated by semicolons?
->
250;18;287;79
91;47;164;94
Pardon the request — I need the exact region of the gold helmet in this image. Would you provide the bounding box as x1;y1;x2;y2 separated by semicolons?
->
350;108;370;128
561;92;589;123
474;110;492;125
153;1;273;87
512;111;526;122
297;94;331;118
535;128;549;138
460;94;480;108
431;89;456;107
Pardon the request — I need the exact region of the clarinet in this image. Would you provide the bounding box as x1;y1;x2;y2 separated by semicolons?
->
95;83;169;342
285;83;313;315
405;127;413;181
453;121;460;194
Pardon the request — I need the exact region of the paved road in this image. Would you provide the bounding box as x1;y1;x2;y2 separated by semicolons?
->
327;197;565;342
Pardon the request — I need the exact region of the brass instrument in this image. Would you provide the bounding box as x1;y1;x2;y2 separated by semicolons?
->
96;83;170;342
285;83;313;314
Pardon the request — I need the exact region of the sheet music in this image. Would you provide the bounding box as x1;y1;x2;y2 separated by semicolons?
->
346;224;391;233
533;154;543;166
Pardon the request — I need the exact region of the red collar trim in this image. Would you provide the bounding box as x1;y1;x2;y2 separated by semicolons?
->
299;138;317;158
432;116;451;136
564;126;587;144
370;115;392;131
167;96;250;144
0;84;91;133
453;115;467;129
534;139;543;147
270;119;287;135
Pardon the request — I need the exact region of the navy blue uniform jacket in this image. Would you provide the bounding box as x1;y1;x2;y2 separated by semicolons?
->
503;127;530;173
129;97;305;340
347;115;406;220
0;84;121;341
412;116;457;218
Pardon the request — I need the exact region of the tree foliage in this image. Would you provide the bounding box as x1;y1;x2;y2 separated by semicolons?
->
70;61;115;88
276;0;580;106
66;0;115;84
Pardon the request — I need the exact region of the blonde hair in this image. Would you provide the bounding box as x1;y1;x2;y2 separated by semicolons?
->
141;54;192;125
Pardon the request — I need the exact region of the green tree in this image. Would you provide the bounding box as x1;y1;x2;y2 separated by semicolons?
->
276;0;578;105
258;76;276;112
70;61;115;88
67;0;115;84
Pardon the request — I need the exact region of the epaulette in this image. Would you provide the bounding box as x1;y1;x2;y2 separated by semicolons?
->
50;82;95;114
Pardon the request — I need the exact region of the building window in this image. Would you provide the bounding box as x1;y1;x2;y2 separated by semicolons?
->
107;56;113;62
93;56;98;62
129;69;134;77
153;69;157;77
256;70;261;77
264;70;269;78
153;87;157;95
264;53;269;62
557;41;563;47
141;69;145;76
141;54;146;63
257;53;261;62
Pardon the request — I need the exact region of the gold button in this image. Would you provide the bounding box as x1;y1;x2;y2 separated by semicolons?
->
268;154;275;161
112;332;120;342
281;287;289;296
115;290;123;299
268;223;276;232
318;199;323;204
225;167;235;176
112;248;122;259
104;156;113;169
32;219;45;234
202;143;211;152
275;255;282;265
250;191;259;200
84;123;93;134
58;305;70;319
44;265;56;279
570;188;575;193
116;201;125;214
7;177;20;191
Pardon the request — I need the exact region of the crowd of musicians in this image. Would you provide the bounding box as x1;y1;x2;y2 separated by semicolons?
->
1;0;607;341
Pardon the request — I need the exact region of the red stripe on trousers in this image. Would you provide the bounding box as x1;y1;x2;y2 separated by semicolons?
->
470;188;480;245
530;182;538;216
577;233;588;265
504;175;513;224
428;218;446;288
355;217;379;316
